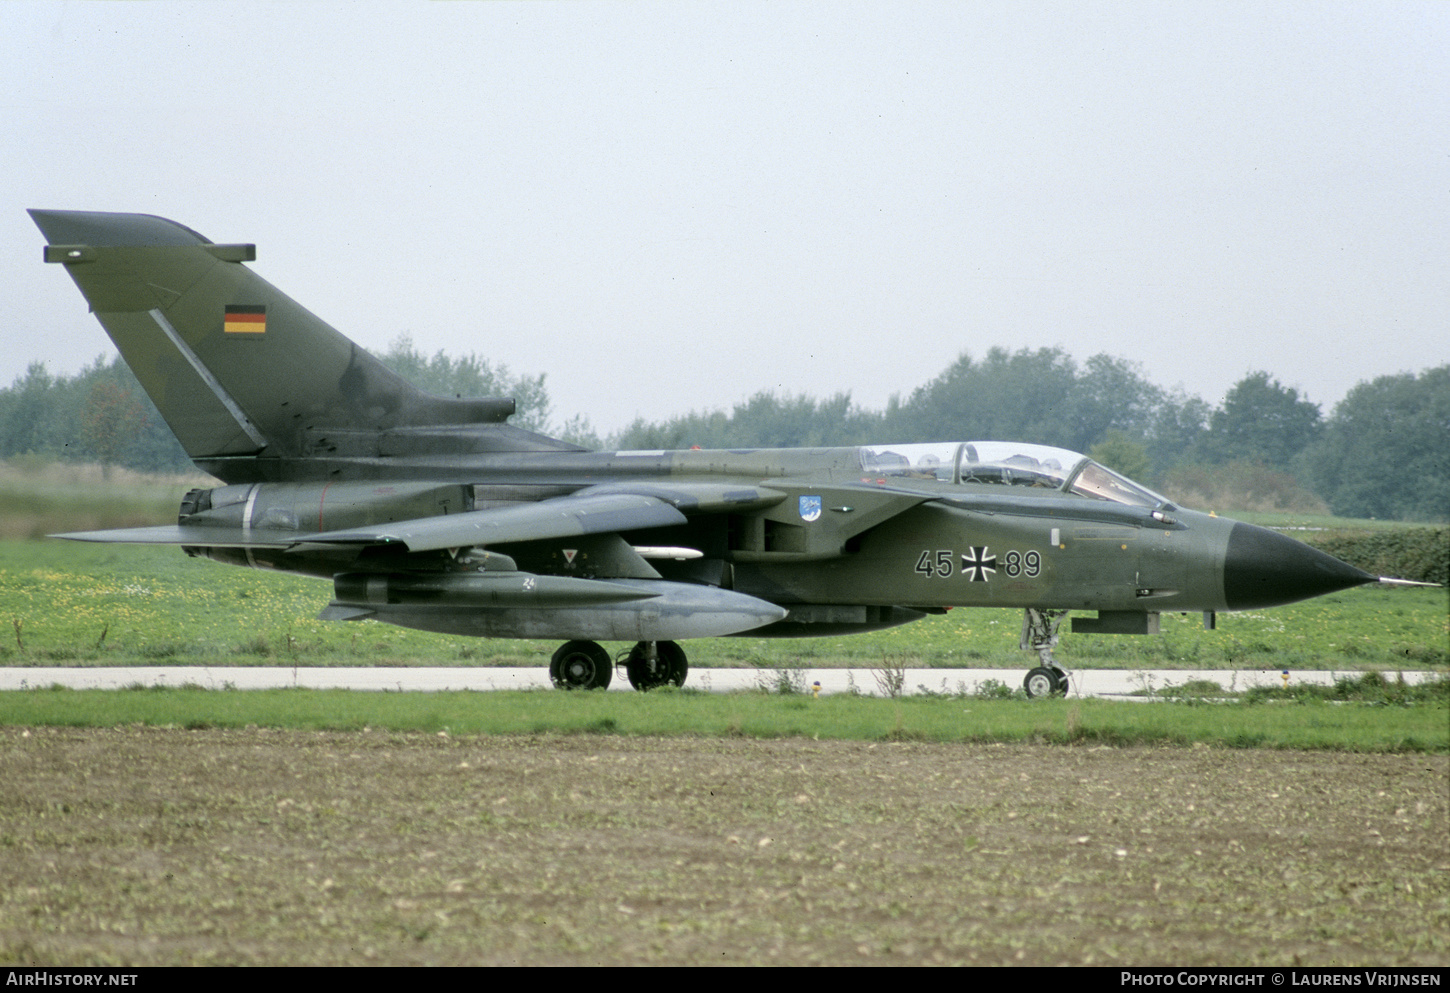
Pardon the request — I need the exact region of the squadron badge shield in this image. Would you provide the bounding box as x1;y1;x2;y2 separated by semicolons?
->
799;495;822;522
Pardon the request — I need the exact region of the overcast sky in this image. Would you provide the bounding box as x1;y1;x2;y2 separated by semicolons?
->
5;1;1446;437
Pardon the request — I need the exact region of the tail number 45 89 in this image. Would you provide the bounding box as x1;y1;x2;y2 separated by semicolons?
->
914;548;1041;581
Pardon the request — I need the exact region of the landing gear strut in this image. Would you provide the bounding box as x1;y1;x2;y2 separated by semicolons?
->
549;640;612;690
1021;608;1071;698
625;640;689;691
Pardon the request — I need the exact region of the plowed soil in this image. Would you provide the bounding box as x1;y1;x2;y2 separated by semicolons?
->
1;727;1445;965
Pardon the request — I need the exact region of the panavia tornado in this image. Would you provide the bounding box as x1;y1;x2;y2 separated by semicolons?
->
30;210;1385;696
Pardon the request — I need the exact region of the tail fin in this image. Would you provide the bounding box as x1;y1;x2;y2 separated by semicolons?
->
30;210;568;480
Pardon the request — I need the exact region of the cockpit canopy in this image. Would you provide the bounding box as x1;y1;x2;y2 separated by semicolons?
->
857;441;1172;509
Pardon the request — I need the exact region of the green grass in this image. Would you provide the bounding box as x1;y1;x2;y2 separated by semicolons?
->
1;680;1445;752
3;538;1444;669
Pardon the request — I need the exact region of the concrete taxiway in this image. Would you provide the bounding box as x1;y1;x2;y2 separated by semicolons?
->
0;666;1438;698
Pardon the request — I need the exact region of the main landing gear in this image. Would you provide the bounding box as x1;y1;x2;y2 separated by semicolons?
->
548;640;689;691
625;640;688;691
1021;608;1071;698
549;640;612;690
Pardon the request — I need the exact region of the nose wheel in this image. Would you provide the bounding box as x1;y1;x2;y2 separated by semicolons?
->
1021;608;1072;697
1023;665;1070;698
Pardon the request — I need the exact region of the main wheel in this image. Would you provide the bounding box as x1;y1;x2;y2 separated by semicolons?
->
550;640;613;690
625;640;689;691
1023;666;1066;698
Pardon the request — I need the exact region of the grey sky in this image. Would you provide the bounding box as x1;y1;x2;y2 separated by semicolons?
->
5;1;1446;437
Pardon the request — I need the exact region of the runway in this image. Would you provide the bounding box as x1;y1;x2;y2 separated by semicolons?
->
0;665;1438;698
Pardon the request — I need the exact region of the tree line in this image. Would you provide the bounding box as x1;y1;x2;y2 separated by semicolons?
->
0;336;592;478
2;340;1444;522
610;349;1447;523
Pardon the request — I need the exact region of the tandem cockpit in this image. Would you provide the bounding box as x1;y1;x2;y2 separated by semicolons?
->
857;441;1173;509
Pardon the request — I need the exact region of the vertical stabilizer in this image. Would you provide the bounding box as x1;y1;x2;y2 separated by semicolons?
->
29;210;518;470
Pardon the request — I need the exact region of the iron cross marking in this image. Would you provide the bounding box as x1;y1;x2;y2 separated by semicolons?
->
961;546;997;582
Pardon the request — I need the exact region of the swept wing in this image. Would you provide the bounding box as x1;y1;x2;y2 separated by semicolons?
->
55;482;797;552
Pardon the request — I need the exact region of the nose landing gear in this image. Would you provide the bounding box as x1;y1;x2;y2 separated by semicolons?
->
1021;608;1071;698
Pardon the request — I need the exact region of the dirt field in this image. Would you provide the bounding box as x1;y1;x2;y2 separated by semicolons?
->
0;727;1445;966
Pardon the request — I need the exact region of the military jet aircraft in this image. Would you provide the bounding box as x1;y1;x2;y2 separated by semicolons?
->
30;209;1384;696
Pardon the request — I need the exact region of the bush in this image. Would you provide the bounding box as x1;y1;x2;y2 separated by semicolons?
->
1163;460;1328;514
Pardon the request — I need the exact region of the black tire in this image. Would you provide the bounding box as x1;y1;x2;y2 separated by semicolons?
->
625;640;689;691
549;640;612;690
1023;666;1065;698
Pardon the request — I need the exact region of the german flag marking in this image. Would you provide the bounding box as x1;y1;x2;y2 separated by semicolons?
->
224;304;266;334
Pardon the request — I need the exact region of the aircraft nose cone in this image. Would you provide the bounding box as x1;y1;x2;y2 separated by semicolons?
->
1223;522;1375;610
